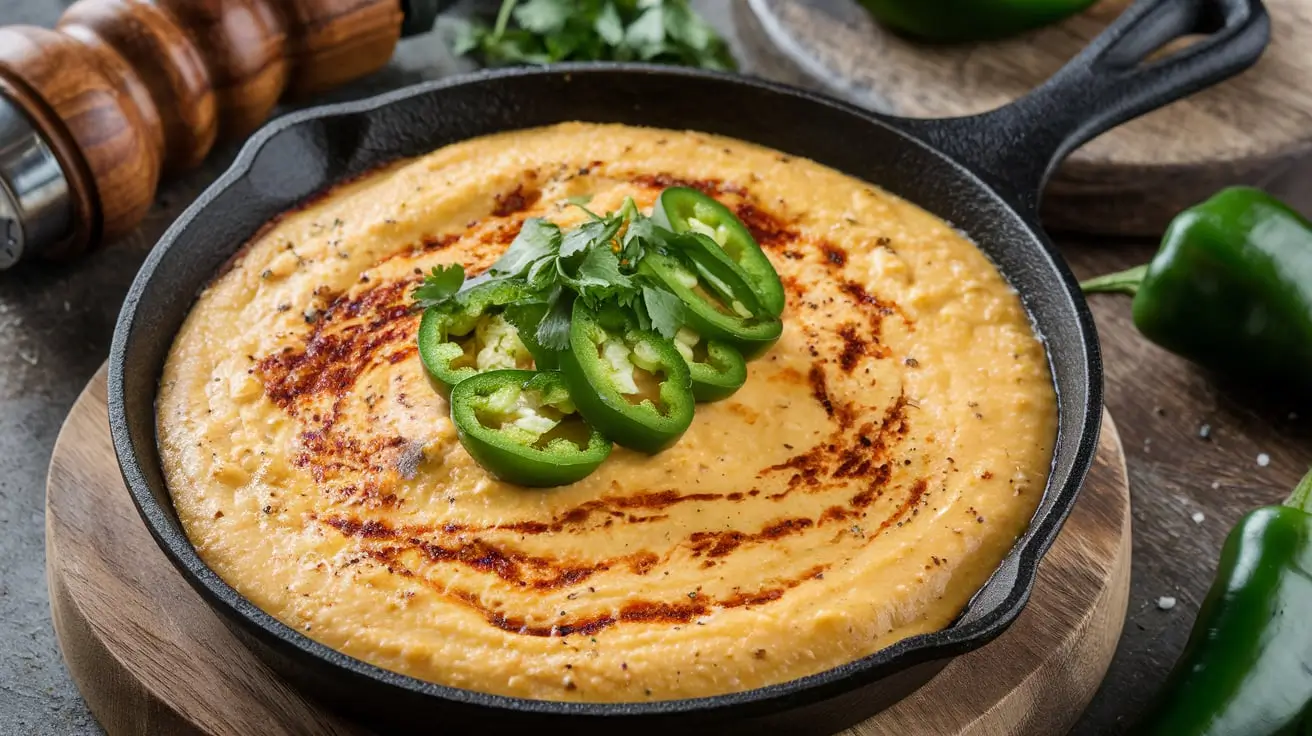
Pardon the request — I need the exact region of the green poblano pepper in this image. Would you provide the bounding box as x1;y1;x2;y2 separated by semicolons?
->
1083;187;1312;395
1135;468;1312;735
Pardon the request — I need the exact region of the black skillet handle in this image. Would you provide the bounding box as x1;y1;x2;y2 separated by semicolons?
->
901;0;1270;218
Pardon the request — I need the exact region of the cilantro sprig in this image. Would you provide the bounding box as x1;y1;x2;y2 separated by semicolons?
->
412;264;466;309
451;0;736;71
413;198;689;351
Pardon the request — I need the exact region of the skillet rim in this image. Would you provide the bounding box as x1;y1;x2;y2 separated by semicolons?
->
107;62;1103;719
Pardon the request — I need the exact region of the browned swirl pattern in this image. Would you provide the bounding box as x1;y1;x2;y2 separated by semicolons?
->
248;168;925;637
159;124;1058;702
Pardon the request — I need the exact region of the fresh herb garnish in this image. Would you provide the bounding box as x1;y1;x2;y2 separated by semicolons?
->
415;186;784;484
535;286;576;350
451;0;736;71
565;245;634;302
413;264;466;309
490;218;562;279
559;212;621;259
415;198;690;349
640;284;685;339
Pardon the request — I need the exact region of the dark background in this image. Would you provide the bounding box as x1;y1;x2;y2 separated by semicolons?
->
1;1;1309;734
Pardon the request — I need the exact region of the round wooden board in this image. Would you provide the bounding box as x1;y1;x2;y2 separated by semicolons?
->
47;367;1131;735
735;0;1312;236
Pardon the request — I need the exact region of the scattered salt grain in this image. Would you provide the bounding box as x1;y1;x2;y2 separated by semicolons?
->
1211;481;1222;490
1258;453;1271;467
1191;512;1205;524
1198;424;1212;440
1157;596;1177;611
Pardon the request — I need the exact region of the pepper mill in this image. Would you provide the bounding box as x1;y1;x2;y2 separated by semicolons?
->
0;0;444;269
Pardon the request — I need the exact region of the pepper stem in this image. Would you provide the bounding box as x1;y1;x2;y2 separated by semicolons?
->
1285;467;1312;512
1079;264;1149;296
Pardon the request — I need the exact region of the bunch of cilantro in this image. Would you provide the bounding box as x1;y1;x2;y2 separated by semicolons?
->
451;0;736;70
414;199;689;352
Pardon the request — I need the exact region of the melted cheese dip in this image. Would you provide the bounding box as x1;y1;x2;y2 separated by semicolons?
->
157;123;1057;702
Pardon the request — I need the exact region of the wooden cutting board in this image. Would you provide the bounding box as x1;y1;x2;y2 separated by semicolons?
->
735;0;1312;236
46;367;1131;735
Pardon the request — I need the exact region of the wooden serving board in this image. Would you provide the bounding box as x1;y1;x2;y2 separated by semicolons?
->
47;367;1131;735
734;0;1312;236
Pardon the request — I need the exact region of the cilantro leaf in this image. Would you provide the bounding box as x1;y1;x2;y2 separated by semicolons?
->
490;218;561;277
555;202;638;307
623;208;671;264
536;288;575;351
544;29;583;61
560;219;604;259
633;301;653;332
513;0;570;34
594;2;624;46
642;284;685;339
566;246;635;307
625;7;666;57
526;253;557;290
560;211;624;259
449;19;486;56
412;264;466;309
503;298;547;333
455;191;706;354
664;0;714;51
578;245;631;286
449;0;736;71
482;29;553;65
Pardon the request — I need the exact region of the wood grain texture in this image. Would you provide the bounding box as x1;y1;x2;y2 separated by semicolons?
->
739;0;1312;236
277;0;405;98
154;0;291;138
0;0;407;257
0;25;162;243
46;367;1130;735
58;0;219;171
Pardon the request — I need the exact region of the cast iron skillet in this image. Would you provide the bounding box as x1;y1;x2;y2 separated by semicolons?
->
108;0;1268;733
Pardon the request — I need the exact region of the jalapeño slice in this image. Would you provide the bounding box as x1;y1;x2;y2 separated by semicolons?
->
653;187;785;317
417;279;537;389
558;299;695;454
641;232;782;359
673;328;747;402
450;369;611;487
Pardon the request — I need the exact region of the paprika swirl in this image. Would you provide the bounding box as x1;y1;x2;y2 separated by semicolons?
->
156;123;1057;702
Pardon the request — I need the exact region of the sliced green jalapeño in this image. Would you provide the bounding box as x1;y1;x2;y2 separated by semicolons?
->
417;279;537;389
673;328;747;402
450;369;612;487
641;233;782;359
558;300;695;454
653;187;785;317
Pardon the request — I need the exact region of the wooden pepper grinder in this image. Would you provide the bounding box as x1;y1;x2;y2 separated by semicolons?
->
0;0;444;269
